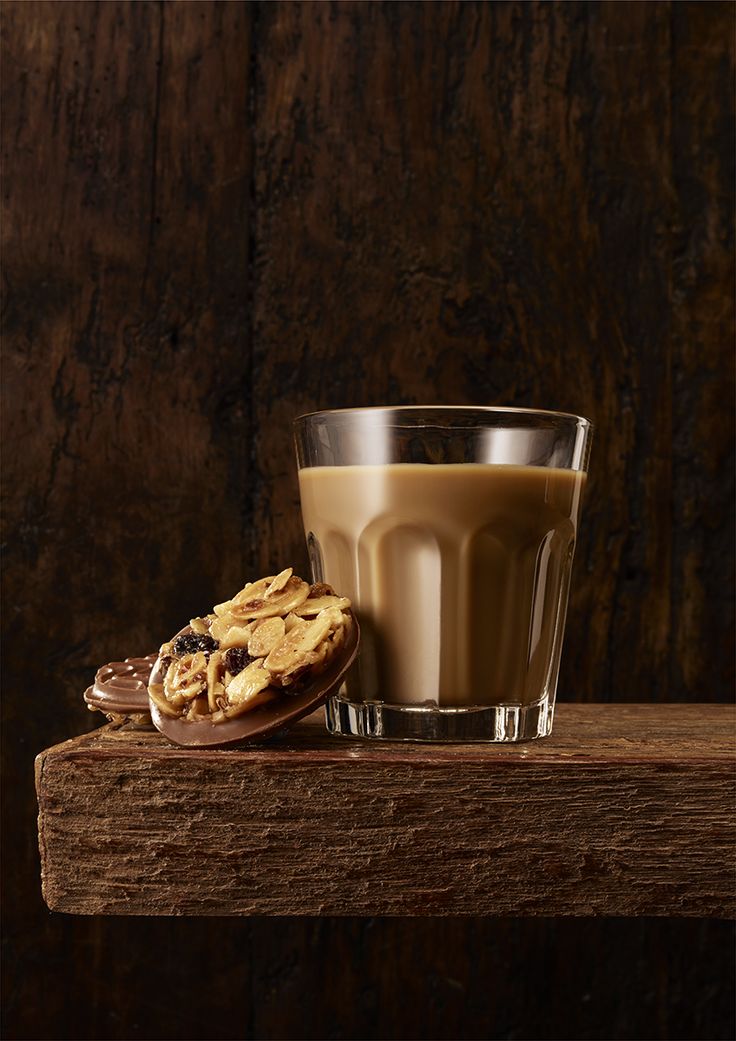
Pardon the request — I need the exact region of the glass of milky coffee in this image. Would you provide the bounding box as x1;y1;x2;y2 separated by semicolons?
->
294;407;592;742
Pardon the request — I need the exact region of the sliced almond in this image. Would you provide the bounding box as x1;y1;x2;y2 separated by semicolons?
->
189;616;210;635
166;651;208;702
218;623;256;649
175;680;206;702
210;616;255;643
186;694;211;719
248;616;286;657
281;619;348;687
212;688;279;722
148;683;181;717
213;584;253;616
284;612;303;633
231;576;270;604
209;616;229;641
318;606;349;630
264;612;334;676
327;621;347;653
264;567;293;596
226;658;272;705
175;650;208;683
206;651;224;712
228;575;310;620
294;595;351;617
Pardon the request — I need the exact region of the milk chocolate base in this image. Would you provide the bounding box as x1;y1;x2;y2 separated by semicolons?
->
149;612;360;747
84;655;157;716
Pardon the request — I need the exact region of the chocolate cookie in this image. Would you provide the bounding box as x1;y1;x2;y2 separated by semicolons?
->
84;654;157;724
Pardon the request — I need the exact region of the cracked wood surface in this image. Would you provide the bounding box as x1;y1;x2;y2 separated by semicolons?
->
37;704;736;917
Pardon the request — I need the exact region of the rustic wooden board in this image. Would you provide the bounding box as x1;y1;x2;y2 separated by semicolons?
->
37;704;736;918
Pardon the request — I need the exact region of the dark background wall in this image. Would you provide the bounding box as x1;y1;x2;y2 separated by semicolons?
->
2;2;733;1039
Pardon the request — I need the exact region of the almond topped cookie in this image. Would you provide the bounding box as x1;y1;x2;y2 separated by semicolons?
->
148;569;358;746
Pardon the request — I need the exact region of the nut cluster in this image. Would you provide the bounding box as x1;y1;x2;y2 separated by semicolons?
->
148;569;352;724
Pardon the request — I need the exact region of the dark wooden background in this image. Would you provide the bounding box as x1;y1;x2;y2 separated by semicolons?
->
2;2;734;1039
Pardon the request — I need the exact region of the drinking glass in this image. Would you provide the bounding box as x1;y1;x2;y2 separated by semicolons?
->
294;406;592;741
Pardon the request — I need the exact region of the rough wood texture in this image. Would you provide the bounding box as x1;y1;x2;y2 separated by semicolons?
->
3;1;734;1038
2;3;254;1038
37;704;736;918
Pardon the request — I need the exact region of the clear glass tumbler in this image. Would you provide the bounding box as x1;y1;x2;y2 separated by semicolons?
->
294;406;592;742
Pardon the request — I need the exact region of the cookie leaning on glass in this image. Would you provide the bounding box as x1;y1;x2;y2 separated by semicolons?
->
148;568;359;747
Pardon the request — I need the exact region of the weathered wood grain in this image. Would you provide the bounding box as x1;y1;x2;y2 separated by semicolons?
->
252;0;735;705
36;704;736;917
670;2;736;698
1;2;253;1037
2;0;252;688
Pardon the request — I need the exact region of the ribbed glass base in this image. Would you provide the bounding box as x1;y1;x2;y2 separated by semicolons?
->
325;695;554;743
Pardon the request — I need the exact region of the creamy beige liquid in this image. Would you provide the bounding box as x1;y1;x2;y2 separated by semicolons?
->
298;464;586;708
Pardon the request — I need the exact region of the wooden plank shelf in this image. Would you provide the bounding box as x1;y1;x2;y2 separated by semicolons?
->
36;704;735;918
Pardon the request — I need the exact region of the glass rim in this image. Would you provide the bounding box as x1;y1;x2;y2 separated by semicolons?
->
294;404;592;429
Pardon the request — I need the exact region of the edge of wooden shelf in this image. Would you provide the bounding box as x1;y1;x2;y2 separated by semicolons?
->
36;703;736;918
